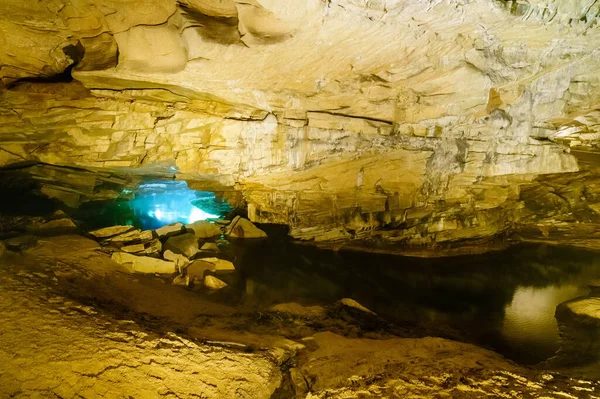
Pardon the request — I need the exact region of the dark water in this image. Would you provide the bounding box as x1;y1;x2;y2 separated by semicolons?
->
3;174;598;365
219;238;600;365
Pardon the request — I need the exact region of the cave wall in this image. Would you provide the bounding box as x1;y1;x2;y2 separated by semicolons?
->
1;0;600;245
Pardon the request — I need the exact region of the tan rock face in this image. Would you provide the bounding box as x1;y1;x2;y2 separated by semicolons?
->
1;0;599;246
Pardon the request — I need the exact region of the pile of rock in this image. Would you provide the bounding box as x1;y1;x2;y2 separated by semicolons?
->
87;217;267;291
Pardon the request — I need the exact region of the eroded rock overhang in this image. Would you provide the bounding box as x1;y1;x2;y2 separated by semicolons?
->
1;0;600;247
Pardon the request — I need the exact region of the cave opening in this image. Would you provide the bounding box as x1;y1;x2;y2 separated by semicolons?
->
75;179;234;231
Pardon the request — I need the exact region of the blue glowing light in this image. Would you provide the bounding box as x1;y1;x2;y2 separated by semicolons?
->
120;180;230;230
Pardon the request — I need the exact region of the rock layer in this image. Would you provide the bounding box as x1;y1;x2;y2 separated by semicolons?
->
2;0;600;247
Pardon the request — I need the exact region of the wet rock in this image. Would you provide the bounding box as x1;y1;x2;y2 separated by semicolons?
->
121;239;162;256
199;257;235;272
172;274;189;286
163;249;190;272
108;229;153;245
289;368;309;397
200;242;219;252
269;303;327;319
225;216;267;239
155;222;184;239
164;233;199;259
121;243;145;254
185;221;221;239
339;298;376;315
111;252;176;274
204;275;228;290
5;235;39;251
589;280;600;296
299;332;578;399
89;225;135;239
27;218;77;235
185;260;216;283
555;297;600;364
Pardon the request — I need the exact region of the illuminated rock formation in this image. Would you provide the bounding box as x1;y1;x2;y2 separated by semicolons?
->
1;0;600;247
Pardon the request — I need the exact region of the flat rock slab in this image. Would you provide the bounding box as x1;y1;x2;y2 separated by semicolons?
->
164;233;199;259
0;267;282;399
111;252;176;274
5;235;39;251
108;229;153;244
204;275;228;290
199;257;235;271
27;218;77;235
564;297;600;322
226;216;267;239
156;222;184;239
185;221;221;239
89;225;134;239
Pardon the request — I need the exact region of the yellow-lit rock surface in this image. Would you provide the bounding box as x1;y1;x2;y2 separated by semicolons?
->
2;0;600;245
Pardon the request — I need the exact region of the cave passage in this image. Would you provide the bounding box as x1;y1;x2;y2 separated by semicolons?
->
76;179;233;230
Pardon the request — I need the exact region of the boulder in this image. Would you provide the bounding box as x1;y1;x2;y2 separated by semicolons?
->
163;233;199;259
172;274;189;286
27;218;77;235
200;242;219;252
555;297;600;364
185;221;221;239
204;275;228;290
5;235;39;251
589;280;600;297
339;298;376;315
163;249;190;272
155;222;184;239
89;225;135;239
121;239;162;256
225;216;267;239
185;260;216;282
111;252;176;274
108;229;153;244
199;257;235;272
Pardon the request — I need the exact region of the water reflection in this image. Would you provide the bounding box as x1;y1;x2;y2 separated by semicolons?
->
502;285;585;361
223;241;600;364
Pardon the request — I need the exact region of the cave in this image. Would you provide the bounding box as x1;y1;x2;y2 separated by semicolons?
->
1;1;600;398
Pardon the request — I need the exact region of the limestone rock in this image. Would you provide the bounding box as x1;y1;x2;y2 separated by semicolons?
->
339;298;376;315
121;239;162;256
555;296;600;364
163;233;199;259
5;235;39;251
204;275;228;290
27;218;77;235
108;229;153;244
155;222;184;239
185;221;222;239
172;274;189;286
226;216;267;239
198;257;235;272
111;252;176;274
89;225;135;239
163;249;190;272
185;260;216;283
200;242;219;252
